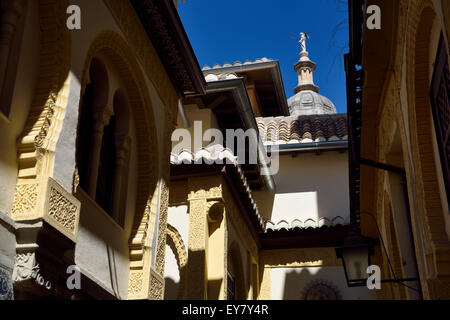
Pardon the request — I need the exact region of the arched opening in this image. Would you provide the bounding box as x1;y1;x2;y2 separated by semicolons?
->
408;4;450;279
164;224;187;300
95;89;131;224
76;57;109;194
75;30;159;300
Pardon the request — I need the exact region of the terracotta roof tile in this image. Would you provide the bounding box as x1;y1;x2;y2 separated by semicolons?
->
256;113;348;144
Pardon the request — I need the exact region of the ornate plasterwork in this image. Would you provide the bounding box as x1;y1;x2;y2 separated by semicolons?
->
188;186;223;202
78;30;163;299
10;0;77;249
44;178;80;241
166;224;188;300
149;269;164;300
13;253;52;291
103;0;178;118
12;178;80;242
12;183;38;219
128;272;144;296
14;0;71;182
155;181;169;277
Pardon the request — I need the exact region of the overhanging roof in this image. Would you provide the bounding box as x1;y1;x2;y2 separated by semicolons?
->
131;0;206;96
202;59;289;117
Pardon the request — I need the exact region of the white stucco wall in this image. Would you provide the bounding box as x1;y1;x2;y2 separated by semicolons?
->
254;151;350;225
270;266;376;300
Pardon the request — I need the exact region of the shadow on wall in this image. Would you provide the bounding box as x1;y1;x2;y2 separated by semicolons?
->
279;266;375;300
282;268;341;300
164;277;178;300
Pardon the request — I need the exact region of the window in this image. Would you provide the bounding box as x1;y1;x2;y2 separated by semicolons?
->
76;58;131;226
430;33;450;209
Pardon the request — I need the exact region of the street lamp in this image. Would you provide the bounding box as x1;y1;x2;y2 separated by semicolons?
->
335;230;376;287
336;230;420;288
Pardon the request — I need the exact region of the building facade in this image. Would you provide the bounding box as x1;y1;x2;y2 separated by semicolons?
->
347;0;450;299
164;34;375;300
0;0;205;300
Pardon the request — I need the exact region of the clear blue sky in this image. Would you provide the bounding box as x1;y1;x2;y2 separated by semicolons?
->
179;0;349;114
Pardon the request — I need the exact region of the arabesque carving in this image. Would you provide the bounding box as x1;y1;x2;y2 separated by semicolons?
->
12;183;38;219
47;186;77;234
13;253;51;290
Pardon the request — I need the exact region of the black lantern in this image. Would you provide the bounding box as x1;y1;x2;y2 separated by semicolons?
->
335;230;376;287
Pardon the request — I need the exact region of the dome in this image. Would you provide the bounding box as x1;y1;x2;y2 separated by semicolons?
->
287;90;337;116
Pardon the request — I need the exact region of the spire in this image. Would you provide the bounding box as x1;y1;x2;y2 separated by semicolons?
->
294;32;319;94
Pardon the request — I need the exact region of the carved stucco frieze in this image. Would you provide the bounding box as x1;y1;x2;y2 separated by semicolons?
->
12;178;80;242
12;253;52;291
128;271;144;296
12;183;38;219
46;183;79;240
155;180;169;277
149;269;164;300
103;0;178;118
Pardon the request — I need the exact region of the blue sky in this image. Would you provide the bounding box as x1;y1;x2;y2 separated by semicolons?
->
178;0;349;114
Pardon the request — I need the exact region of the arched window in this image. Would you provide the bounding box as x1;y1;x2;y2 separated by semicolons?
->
76;57;109;194
96;89;131;224
76;58;131;226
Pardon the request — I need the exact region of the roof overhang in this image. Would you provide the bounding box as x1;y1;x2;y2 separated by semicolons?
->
131;0;206;96
204;78;276;191
260;225;350;249
203;61;289;116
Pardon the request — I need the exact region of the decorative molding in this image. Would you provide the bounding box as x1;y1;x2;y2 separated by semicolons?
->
128;271;144;296
149;269;164;300
12;253;51;291
44;178;80;242
77;30;165;299
12;183;38;219
104;0;178;118
155;180;169;277
15;0;71;182
188;186;222;202
12;177;80;242
166;224;187;299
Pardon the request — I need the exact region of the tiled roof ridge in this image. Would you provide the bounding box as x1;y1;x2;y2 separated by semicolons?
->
257;113;348;144
265;215;349;232
202;57;274;71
